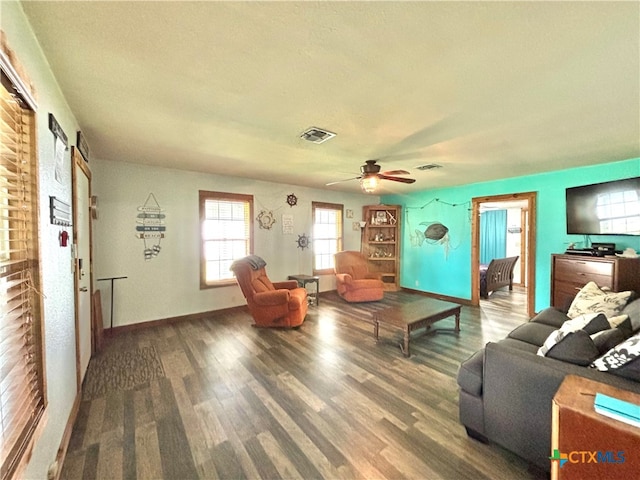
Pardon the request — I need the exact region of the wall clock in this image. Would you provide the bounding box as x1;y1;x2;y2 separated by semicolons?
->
296;233;310;250
286;193;298;207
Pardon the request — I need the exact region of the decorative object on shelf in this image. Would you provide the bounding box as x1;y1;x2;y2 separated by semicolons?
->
136;193;165;260
387;211;397;225
296;233;310;250
257;210;276;230
286;193;298;207
76;130;90;162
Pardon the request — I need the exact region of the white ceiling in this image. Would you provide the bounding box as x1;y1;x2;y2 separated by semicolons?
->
20;1;640;194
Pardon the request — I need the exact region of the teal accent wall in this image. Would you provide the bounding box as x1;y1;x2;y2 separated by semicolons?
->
383;157;640;312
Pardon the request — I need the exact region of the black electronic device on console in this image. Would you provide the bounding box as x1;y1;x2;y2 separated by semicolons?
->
564;243;617;257
565;248;596;256
591;242;616;256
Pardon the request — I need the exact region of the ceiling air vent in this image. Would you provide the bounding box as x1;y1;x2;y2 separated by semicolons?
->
300;127;336;144
416;163;442;171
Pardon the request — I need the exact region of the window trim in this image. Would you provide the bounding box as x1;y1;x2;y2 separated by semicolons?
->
311;201;343;275
199;190;254;289
1;49;47;480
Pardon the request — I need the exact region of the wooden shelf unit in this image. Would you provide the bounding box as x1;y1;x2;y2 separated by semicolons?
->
362;205;401;291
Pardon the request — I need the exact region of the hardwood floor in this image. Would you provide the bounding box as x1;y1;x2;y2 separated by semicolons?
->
61;287;547;479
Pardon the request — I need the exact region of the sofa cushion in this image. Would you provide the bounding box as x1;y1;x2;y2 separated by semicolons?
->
567;281;632;319
591;331;640;381
496;337;540;354
508;322;558;347
529;307;569;328
457;349;484;397
622;298;640;332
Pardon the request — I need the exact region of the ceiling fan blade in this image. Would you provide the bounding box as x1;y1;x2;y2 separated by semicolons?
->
378;174;416;184
326;176;362;186
381;170;410;176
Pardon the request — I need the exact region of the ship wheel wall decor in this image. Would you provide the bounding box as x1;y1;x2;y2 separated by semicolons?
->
296;233;310;250
286;193;298;207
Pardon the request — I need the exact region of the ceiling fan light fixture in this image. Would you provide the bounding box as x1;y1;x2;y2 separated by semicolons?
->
360;175;378;193
300;127;336;144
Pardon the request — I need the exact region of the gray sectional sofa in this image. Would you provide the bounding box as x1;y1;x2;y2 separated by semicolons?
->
457;298;640;471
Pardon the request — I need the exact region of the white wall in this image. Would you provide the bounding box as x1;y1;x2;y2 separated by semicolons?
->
2;2;80;478
92;159;377;327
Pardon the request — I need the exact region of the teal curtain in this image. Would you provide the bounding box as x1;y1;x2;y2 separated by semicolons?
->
480;210;507;264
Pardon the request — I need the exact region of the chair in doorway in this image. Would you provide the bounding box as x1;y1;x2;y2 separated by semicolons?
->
479;256;519;299
230;255;308;328
333;251;384;303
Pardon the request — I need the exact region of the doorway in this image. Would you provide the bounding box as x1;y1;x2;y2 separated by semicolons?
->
72;147;94;390
471;192;536;318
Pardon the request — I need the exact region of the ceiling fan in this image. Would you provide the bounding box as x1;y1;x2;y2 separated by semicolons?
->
326;160;416;193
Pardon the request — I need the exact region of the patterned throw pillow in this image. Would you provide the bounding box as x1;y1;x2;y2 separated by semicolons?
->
567;282;632;319
591;332;640;381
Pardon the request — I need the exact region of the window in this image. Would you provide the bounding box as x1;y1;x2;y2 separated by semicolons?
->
199;191;253;287
596;189;640;234
312;202;343;274
1;66;46;479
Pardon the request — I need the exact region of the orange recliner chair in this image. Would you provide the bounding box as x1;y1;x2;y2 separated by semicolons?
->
334;251;384;303
230;256;308;328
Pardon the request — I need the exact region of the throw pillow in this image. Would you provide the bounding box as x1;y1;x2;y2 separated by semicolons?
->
545;330;600;366
591;326;632;355
567;281;632;319
591;332;640;381
537;313;608;357
622;298;640;332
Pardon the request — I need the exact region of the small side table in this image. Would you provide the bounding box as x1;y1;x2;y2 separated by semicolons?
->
551;375;640;480
287;274;320;306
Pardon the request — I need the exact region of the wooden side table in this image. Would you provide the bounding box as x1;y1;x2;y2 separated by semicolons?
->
551;375;640;480
287;274;320;306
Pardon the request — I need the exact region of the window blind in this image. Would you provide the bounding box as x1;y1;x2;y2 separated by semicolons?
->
0;69;45;480
199;191;253;287
312;202;343;273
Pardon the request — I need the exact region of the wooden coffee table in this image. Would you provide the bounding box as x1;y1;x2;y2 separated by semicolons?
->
372;297;461;357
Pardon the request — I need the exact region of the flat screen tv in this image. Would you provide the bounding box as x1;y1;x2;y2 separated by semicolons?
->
566;177;640;236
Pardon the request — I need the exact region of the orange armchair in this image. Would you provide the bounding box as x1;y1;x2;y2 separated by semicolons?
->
230;256;308;328
334;251;384;303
